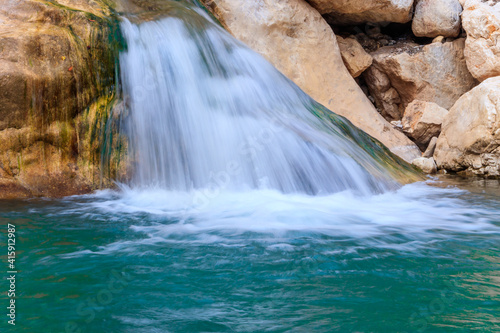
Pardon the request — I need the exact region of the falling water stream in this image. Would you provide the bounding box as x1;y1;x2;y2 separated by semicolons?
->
1;1;499;332
118;4;414;195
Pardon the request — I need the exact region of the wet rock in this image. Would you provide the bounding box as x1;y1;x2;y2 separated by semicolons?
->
434;77;500;176
0;0;121;198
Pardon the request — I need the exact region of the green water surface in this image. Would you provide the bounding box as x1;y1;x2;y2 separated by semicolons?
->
1;177;500;333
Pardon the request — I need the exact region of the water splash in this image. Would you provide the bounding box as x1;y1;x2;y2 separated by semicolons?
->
119;2;418;195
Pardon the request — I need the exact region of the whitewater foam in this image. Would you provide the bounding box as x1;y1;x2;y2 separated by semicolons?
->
55;180;500;260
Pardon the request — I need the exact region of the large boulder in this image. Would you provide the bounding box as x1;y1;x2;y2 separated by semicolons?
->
306;0;414;24
462;0;500;81
402;100;448;150
412;0;463;38
0;0;121;198
412;157;437;174
434;77;500;176
201;0;421;162
336;36;373;78
364;38;477;121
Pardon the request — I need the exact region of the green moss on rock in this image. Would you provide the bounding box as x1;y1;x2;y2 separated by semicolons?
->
0;0;125;198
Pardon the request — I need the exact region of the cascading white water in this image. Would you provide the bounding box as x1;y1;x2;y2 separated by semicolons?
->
118;2;414;195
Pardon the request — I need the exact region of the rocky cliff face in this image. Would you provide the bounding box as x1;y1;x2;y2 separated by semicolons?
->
462;0;500;82
412;0;462;38
0;0;124;198
201;0;500;177
434;77;500;176
365;38;476;121
201;0;422;163
3;0;500;199
306;0;414;25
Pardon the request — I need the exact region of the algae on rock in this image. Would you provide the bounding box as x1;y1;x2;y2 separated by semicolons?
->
0;0;125;197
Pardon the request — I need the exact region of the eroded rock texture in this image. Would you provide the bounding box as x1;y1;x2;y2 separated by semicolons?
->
434;77;500;176
364;39;477;121
462;0;500;81
412;0;462;38
201;0;421;162
307;0;414;24
0;0;123;198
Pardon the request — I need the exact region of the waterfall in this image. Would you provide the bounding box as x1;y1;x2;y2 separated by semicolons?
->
118;2;416;196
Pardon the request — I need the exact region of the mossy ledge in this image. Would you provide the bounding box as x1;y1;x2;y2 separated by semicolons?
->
0;0;125;198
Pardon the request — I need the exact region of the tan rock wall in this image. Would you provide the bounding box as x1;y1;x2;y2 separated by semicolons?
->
412;0;462;38
365;39;477;121
0;0;122;198
306;0;414;24
201;0;421;162
434;77;500;176
462;0;500;81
